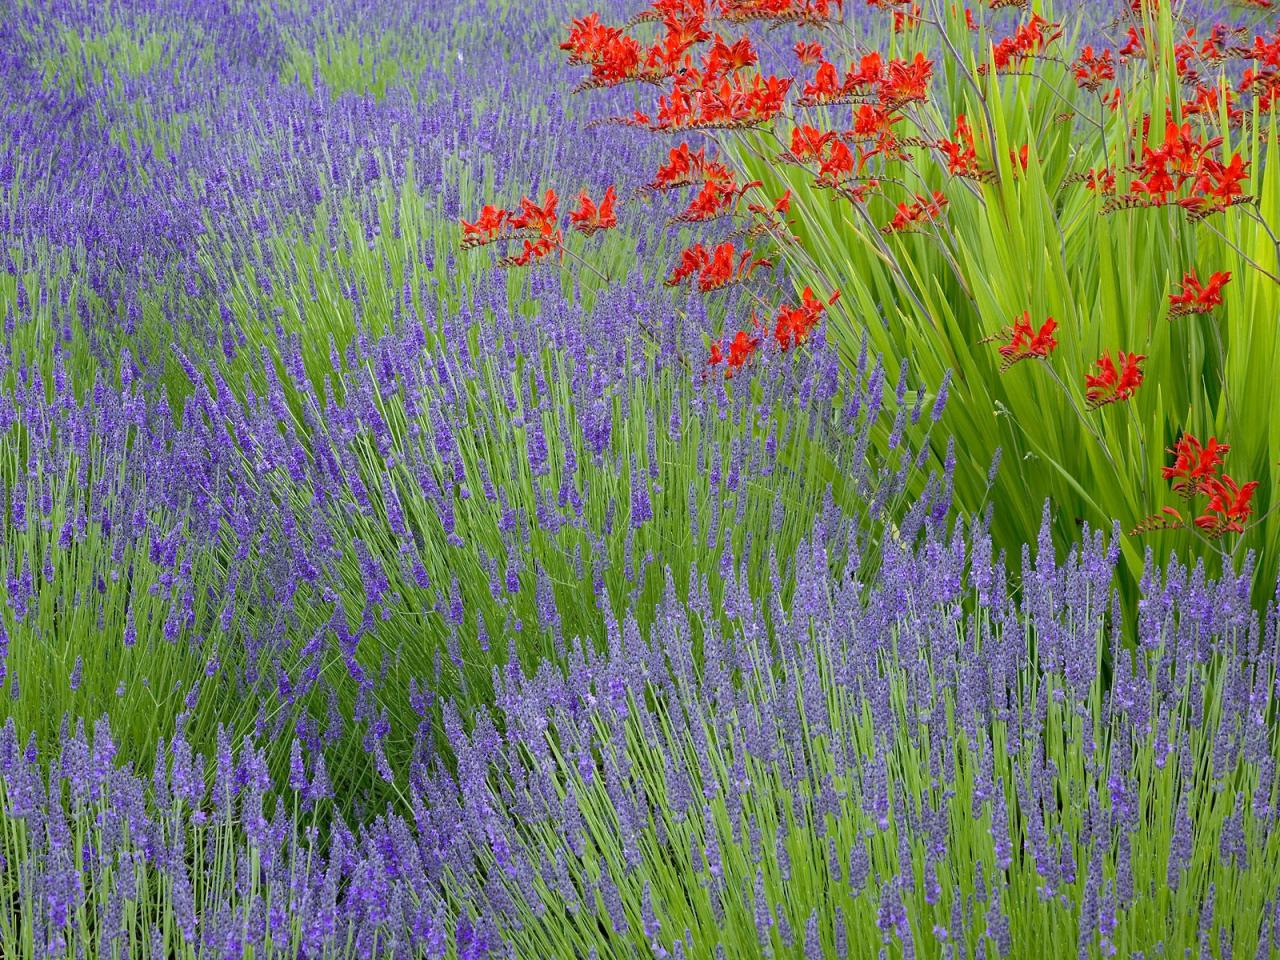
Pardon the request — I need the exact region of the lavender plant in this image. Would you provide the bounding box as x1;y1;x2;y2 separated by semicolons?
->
3;513;1277;958
3;254;942;799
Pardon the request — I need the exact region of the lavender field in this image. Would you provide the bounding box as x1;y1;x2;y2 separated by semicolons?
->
3;0;1280;957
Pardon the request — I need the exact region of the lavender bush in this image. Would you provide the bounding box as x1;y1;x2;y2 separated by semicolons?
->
3;514;1278;958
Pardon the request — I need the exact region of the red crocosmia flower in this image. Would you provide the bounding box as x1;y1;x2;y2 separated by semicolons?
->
702;34;757;81
701;242;771;292
666;242;769;292
707;340;724;366
460;204;510;247
1240;65;1280;113
1084;167;1115;194
666;242;710;286
508;189;559;237
1161;433;1231;496
1164;121;1221;176
1168;270;1230;317
649;143;732;192
1119;26;1144;57
848;51;885;88
1085;350;1145;409
1185;83;1242;124
655;85;695;129
1131;166;1177;204
1194;475;1260;537
1182;153;1249;215
672;175;756;223
877;52;933;107
568;185;618;235
1074;46;1115;91
748;189;793;221
1009;144;1030;174
851;104;900;145
797;59;864;106
936;115;992;180
498;232;562;268
982;16;1063;75
816;139;856;186
893;4;922;32
725;329;759;374
787;124;837;163
986;312;1058;370
561;13;613;63
692;72;792;129
794;41;823;66
773;286;837;351
883;191;948;234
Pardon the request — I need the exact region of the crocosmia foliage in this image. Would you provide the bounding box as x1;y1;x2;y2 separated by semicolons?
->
0;0;1278;958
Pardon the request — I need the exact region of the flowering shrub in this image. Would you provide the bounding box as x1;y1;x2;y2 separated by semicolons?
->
4;515;1280;958
532;0;1280;594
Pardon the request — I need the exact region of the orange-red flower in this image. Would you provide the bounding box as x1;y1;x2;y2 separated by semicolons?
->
702;33;757;82
1194;475;1260;536
816;140;857;187
883;191;948;233
785;124;837;164
1084;167;1116;193
893;4;922;32
1119;26;1144;58
1085;350;1145;409
1009;144;1030;176
877;52;933;106
708;328;760;377
986;312;1058;370
1073;46;1114;91
671;175;760;223
1180;153;1249;216
1184;83;1241;124
666;241;770;292
850;104;901;148
982;16;1063;75
1162;433;1230;496
460;204;510;247
648;143;732;191
726;328;759;369
509;189;560;237
1106;119;1248;218
498;233;562;267
568;186;618;234
1168;270;1230;316
773;286;839;350
794;40;823;65
937;114;983;178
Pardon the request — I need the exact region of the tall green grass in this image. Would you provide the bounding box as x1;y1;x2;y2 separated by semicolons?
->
728;3;1280;600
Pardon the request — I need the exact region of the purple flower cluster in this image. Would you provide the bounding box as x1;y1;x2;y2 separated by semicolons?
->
2;243;941;787
3;511;1277;957
1;0;674;372
2;0;846;762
